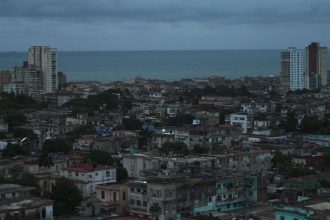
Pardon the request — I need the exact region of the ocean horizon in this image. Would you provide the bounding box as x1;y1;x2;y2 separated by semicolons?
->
1;49;329;82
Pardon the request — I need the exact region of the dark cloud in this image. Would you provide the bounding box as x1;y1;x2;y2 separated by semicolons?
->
0;0;329;51
0;0;330;24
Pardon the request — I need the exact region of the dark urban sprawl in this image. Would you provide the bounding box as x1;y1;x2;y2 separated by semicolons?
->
0;42;330;220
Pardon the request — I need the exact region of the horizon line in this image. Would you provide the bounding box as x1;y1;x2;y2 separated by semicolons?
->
0;48;290;53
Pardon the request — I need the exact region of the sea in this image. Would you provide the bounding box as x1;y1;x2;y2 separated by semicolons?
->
0;50;320;83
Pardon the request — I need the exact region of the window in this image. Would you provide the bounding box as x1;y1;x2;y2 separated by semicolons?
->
280;217;285;220
227;204;230;209
42;207;46;219
130;188;134;192
95;172;98;176
130;199;134;205
76;172;78;177
143;201;147;207
113;192;117;201
101;191;105;199
123;191;126;201
136;200;141;206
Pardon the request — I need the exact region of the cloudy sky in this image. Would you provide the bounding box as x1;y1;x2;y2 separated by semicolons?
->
0;0;329;51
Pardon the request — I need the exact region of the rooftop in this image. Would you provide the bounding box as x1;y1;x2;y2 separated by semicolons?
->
0;197;53;212
0;184;35;194
66;163;112;173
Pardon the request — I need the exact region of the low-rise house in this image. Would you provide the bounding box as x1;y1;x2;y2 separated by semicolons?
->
77;197;101;217
227;113;253;134
284;172;330;191
127;176;216;220
275;200;330;220
73;135;94;151
123;154;163;178
174;125;241;149
96;184;128;215
0;184;54;220
65;113;88;127
127;180;149;217
123;149;272;179
215;173;258;212
252;116;272;136
24;155;68;175
60;164;117;198
93;136;118;154
152;133;175;149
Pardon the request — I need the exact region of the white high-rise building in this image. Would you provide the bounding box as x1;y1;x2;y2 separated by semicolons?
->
28;46;57;93
288;48;305;91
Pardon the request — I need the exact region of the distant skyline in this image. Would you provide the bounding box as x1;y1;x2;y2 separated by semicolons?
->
0;0;329;51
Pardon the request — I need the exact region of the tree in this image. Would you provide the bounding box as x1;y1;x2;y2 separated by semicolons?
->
0;93;44;112
42;139;72;154
165;114;194;127
272;151;292;172
2;143;28;158
66;124;96;141
85;150;113;165
63;89;120;115
4;112;27;130
300;116;322;133
319;179;330;188
324;152;330;168
122;117;142;130
285;111;298;132
137;129;153;148
160;142;190;156
52;177;82;216
116;166;128;183
1;173;41;195
289;166;315;177
39;153;54;167
13;128;38;140
14;173;41;195
192;145;209;154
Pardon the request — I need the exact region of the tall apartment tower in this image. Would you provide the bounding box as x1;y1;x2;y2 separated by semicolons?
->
280;51;291;93
305;42;328;88
286;48;305;91
28;46;57;93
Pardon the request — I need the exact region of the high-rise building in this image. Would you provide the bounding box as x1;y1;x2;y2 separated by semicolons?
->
3;62;43;95
305;42;328;88
57;71;67;90
28;46;57;93
285;48;306;91
280;51;291;93
0;70;12;92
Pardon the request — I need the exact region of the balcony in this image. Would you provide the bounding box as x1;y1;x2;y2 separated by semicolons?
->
216;197;245;205
130;206;148;214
